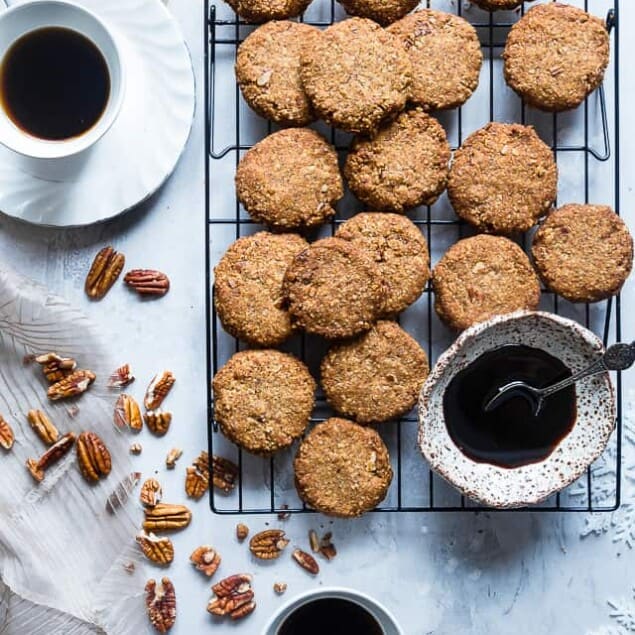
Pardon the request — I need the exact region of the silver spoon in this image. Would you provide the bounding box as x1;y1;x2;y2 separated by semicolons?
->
483;342;635;416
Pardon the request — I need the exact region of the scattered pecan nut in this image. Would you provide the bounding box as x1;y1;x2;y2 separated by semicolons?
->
207;574;255;620
144;410;172;436
165;448;182;470
26;432;76;482
144;371;175;410
106;472;141;513
236;523;249;542
137;531;175;565
114;394;142;431
130;442;143;455
34;352;77;383
140;478;163;507
193;451;210;478
185;466;209;500
277;504;290;521
85;246;125;300
319;531;337;560
292;549;319;575
124;269;170;297
273;582;287;595
27;409;59;445
108;363;135;388
48;369;96;401
76;431;112;483
190;545;221;577
143;503;192;532
211;454;238;493
0;415;14;450
145;577;176;633
249;530;289;560
309;529;320;553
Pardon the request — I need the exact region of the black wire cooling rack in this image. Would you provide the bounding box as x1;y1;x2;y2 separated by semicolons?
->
205;0;622;515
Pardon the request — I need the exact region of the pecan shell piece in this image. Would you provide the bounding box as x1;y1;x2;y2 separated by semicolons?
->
190;545;221;577
124;269;170;296
292;549;319;575
144;371;175;410
185;466;209;500
76;431;112;482
144;410;172;436
273;582;287;595
27;409;59;445
130;443;143;455
140;478;163;507
48;369;95;401
35;352;77;383
319;531;337;560
108;363;135;388
211;454;238;493
26;432;76;482
143;503;192;532
165;448;182;469
236;523;249;542
137;531;175;565
114;394;142;431
85;246;125;300
145;577;176;633
249;530;289;560
0;415;15;450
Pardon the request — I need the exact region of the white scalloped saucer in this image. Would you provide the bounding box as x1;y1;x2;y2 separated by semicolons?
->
0;0;195;227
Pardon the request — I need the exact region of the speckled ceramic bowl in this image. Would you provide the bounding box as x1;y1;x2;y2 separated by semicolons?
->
418;311;616;508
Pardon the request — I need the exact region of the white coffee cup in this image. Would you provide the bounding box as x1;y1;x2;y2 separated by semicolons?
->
0;0;124;160
262;587;404;635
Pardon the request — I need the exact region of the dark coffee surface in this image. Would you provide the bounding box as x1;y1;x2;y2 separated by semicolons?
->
0;27;110;140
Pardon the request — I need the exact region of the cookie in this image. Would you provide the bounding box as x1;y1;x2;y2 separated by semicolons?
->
388;10;482;111
236;21;320;127
214;232;308;346
336;0;419;26
321;321;429;423
235;128;343;231
432;234;541;331
470;0;534;10
503;3;610;112
294;417;393;517
225;0;312;22
335;212;429;315
531;204;633;303
282;237;387;340
344;108;450;213
448;122;557;234
212;350;316;455
300;18;412;135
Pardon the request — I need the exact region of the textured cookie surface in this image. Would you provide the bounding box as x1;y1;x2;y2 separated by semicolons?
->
532;204;633;303
294;417;393;517
432;234;541;331
235;128;343;231
282;237;386;339
214;232;309;346
344;109;450;213
300;18;412;134
321;321;429;423
503;3;610;112
335;212;429;315
388;10;482;111
448;122;557;234
236;21;319;126
213;350;316;455
225;0;312;22
337;0;419;26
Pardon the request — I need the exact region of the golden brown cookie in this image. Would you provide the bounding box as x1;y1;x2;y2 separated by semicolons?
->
531;204;633;303
432;235;541;331
214;232;308;346
336;0;418;26
335;212;429;315
448;122;557;234
235;128;343;231
225;0;312;22
294;417;393;517
300;18;412;135
282;237;387;340
236;21;319;127
344;109;450;213
470;0;534;10
321;321;429;423
503;3;610;112
388;10;482;111
212;350;316;455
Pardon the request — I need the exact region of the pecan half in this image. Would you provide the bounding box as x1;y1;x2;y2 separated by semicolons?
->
106;472;141;513
144;371;175;410
211;454;238;493
114;394;142;431
85;246;125;300
144;410;172;436
0;415;14;450
35;352;77;383
76;431;111;482
130;442;143;455
185;466;209;500
145;577;176;633
207;574;255;620
165;448;182;469
190;545;221;577
48;369;96;401
309;529;320;553
273;582;287;595
26;432;76;482
140;478;163;507
143;503;191;532
319;531;337;560
137;531;174;565
27;409;59;445
236;523;249;542
292;549;319;575
193;451;210;478
108;363;135;388
249;530;289;560
124;269;170;297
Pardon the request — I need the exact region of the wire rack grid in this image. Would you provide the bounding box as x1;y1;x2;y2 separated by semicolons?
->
205;0;622;515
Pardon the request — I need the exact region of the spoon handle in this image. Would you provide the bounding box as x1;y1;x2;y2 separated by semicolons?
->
539;356;610;399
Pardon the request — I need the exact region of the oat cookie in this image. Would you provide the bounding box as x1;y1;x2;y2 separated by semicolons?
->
344;109;450;213
282;237;386;340
448;122;557;234
470;0;534;10
214;232;308;346
432;234;541;331
503;3;610;112
300;18;412;135
236;21;319;127
531;204;633;303
212;350;316;455
225;0;312;22
321;321;429;423
336;0;419;26
235;128;343;231
335;212;429;315
388;10;482;111
294;417;393;517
